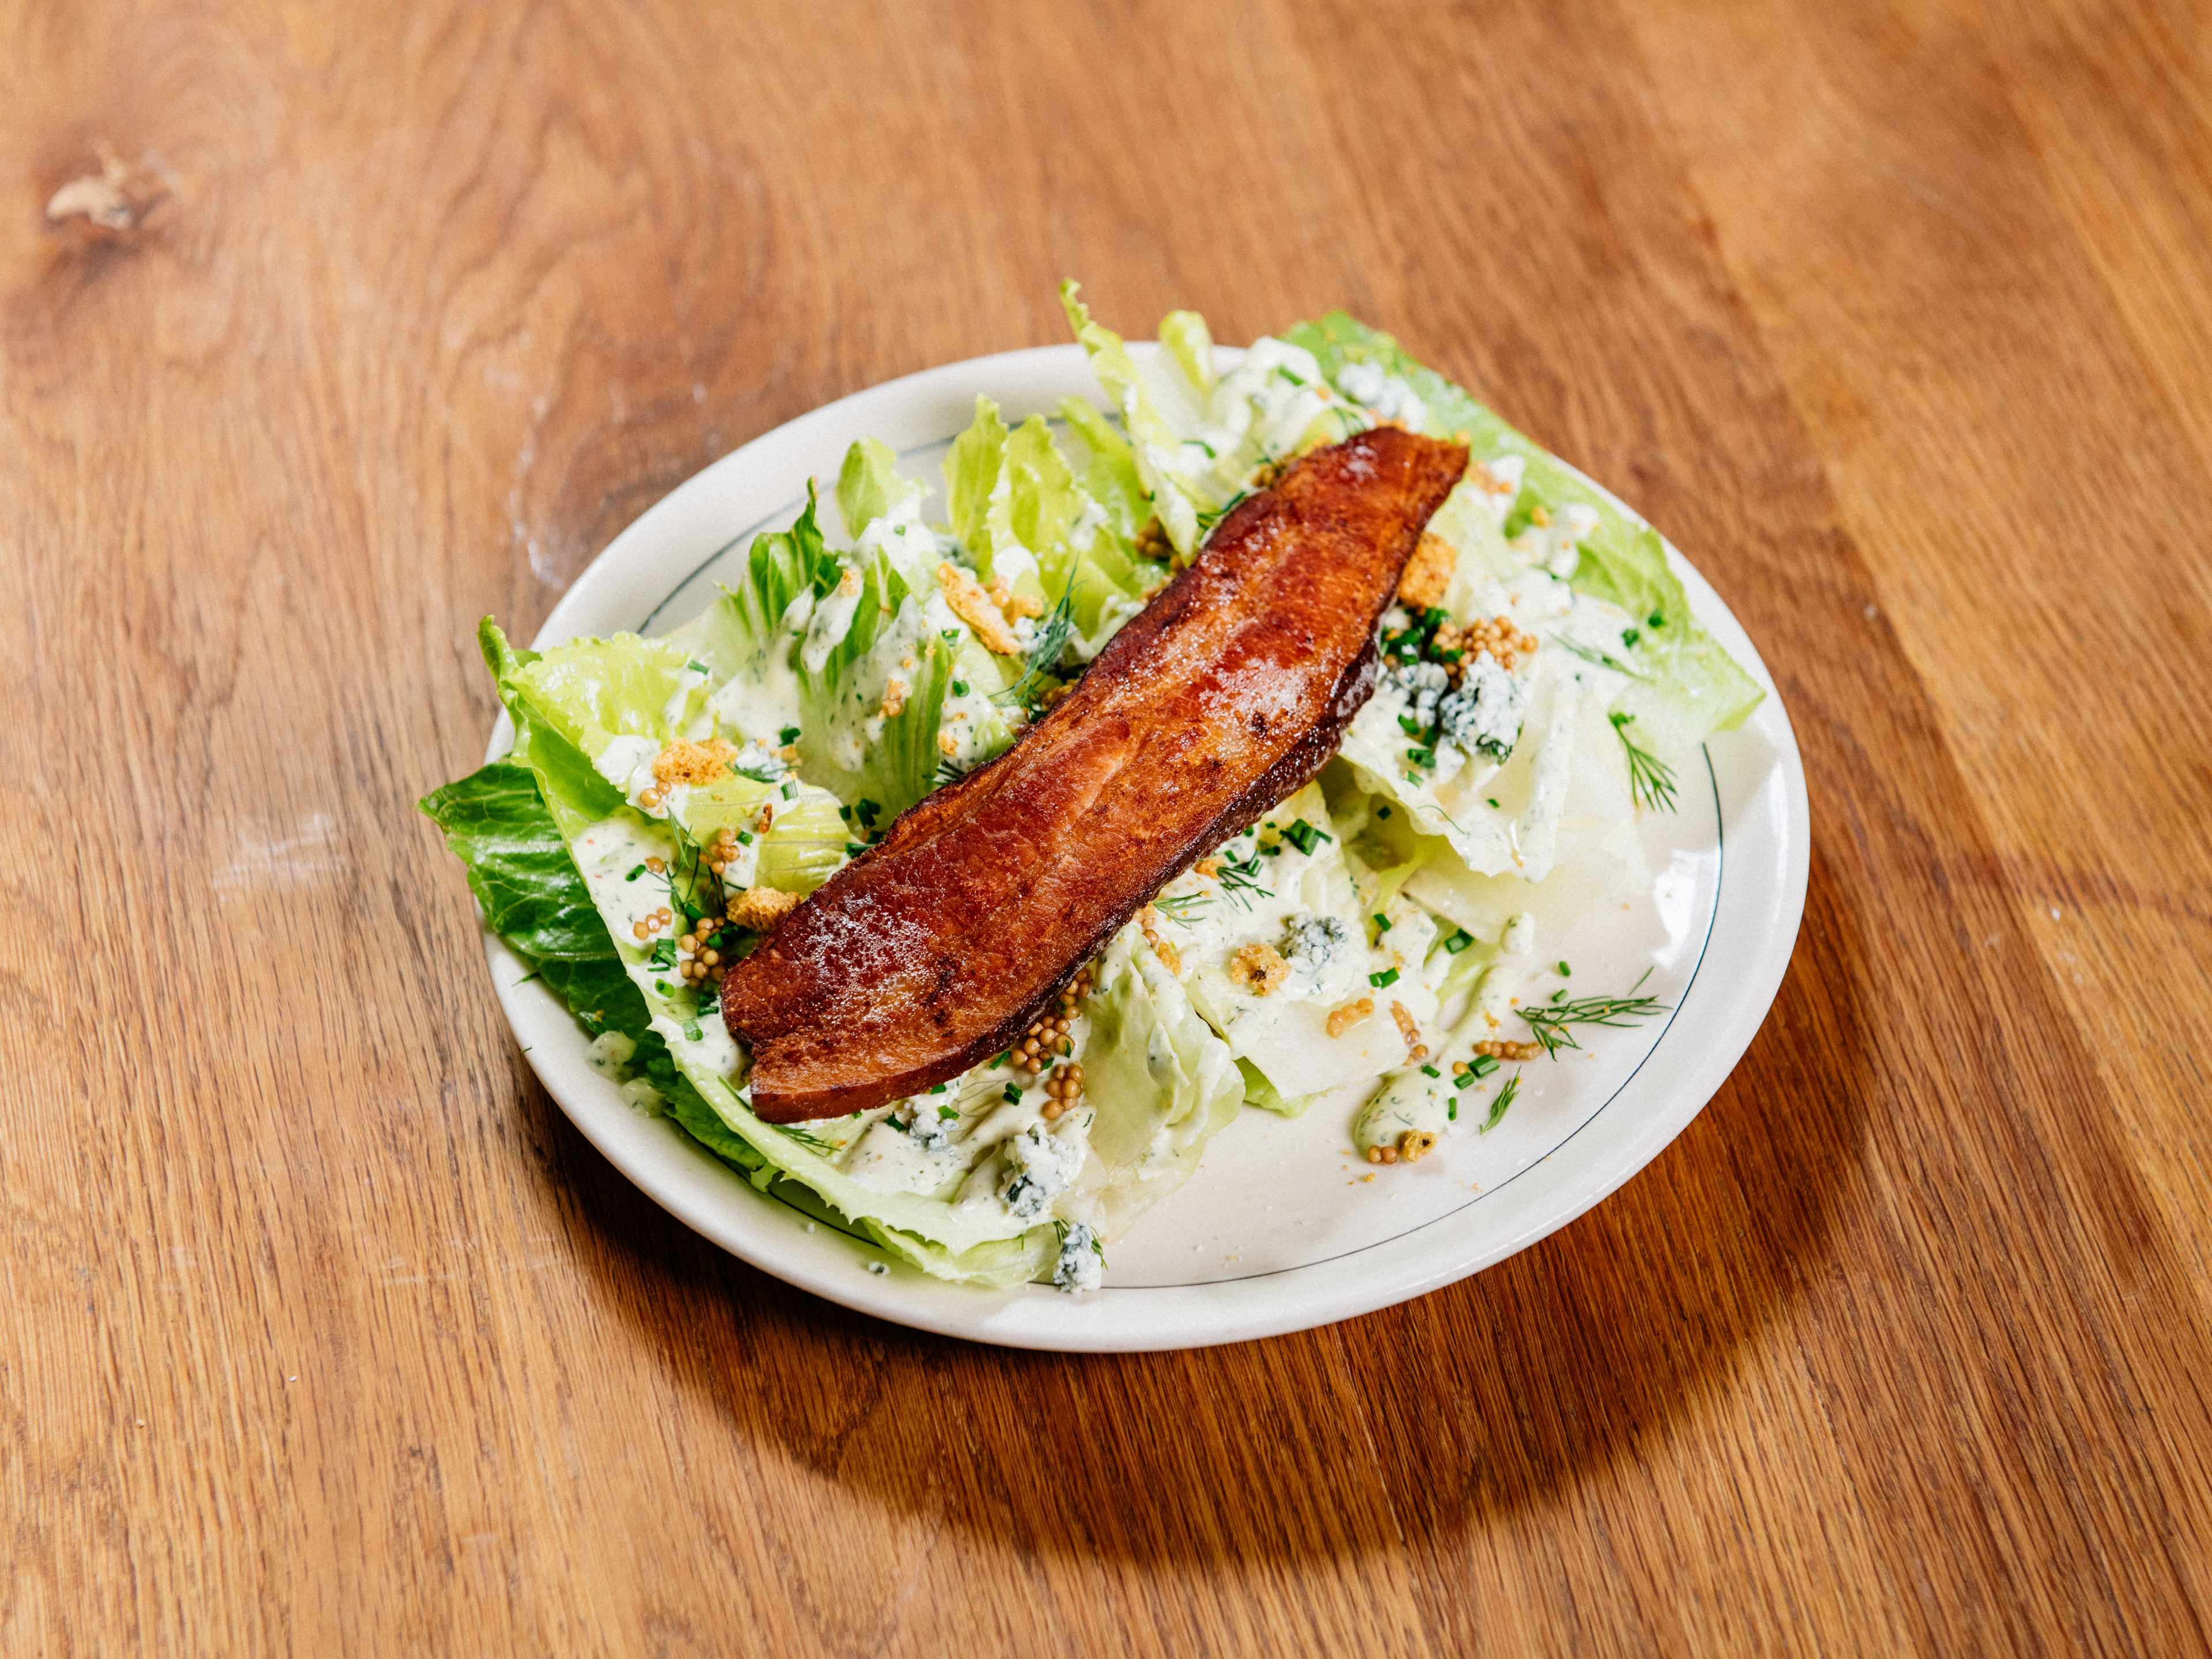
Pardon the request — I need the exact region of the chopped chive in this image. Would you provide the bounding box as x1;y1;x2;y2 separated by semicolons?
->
952;679;969;696
1369;968;1400;989
930;1082;949;1093
1551;988;1568;1003
1648;611;1665;629
1622;628;1640;647
1471;1054;1499;1077
938;1105;958;1121
1282;818;1330;855
1420;1065;1440;1078
1444;929;1474;955
1003;1083;1024;1104
1398;714;1425;737
844;842;867;857
1373;913;1393;933
1448;1099;1459;1121
1557;960;1571;977
1376;805;1392;819
1487;798;1501;809
688;659;709;673
654;980;675;997
682;1021;703;1042
625;863;646;881
779;725;801;744
736;829;755;845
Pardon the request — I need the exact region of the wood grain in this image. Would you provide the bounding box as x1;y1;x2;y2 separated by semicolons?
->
2;1;2206;1652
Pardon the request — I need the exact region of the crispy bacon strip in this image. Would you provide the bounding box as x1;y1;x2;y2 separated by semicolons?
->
723;426;1468;1120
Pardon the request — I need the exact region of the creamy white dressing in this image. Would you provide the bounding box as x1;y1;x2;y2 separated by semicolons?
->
842;1108;972;1197
801;566;865;675
586;1030;638;1080
653;1005;741;1080
855;495;942;590
1335;359;1427;431
703;590;812;747
1354;1067;1456;1153
571;815;682;938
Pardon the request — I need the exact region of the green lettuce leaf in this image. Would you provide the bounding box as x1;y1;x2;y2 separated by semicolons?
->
673;495;953;820
836;435;923;542
1073;929;1245;1238
1062;280;1207;556
419;757;645;1035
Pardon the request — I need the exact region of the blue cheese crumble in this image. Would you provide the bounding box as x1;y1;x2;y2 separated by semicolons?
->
1053;1222;1104;1293
1282;912;1351;994
1391;658;1451;728
1000;1121;1086;1221
1438;650;1525;761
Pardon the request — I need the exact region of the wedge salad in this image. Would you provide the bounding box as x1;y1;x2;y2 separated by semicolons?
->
422;284;1762;1293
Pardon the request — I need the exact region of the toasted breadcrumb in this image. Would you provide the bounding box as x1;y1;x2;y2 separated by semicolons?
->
1397;1128;1438;1163
1327;996;1374;1038
937;729;961;758
652;738;738;789
938;562;1023;655
1397;532;1457;612
728;887;801;931
1138;906;1183;978
1229;941;1290;997
984;574;1047;619
880;676;908;719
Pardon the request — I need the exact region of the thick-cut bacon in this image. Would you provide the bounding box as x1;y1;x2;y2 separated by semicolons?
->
723;426;1468;1120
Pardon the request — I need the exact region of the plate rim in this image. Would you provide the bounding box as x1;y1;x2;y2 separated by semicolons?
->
481;342;1812;1351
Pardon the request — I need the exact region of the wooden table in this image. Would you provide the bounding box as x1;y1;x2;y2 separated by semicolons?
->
7;1;2209;1652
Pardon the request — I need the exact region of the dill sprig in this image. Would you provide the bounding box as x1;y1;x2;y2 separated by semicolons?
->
992;590;1075;714
1194;487;1252;537
1150;891;1213;926
931;753;974;789
1558;639;1649;679
770;1122;838;1156
1213;846;1271;910
1609;712;1679;813
1516;969;1669;1058
1482;1071;1521;1133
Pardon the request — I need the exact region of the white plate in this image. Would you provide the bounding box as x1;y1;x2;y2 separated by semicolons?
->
485;344;1809;1351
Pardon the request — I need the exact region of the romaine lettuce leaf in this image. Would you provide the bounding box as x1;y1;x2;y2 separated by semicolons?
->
419;757;647;1039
